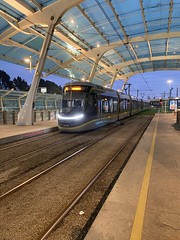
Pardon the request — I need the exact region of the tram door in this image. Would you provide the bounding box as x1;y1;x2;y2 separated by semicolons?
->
97;100;101;114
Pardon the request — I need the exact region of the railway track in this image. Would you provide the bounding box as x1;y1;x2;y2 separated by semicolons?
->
0;130;60;151
39;116;152;240
0;115;132;191
0;115;153;240
0;115;136;197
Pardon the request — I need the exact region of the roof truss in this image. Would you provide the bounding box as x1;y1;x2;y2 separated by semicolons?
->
0;0;180;87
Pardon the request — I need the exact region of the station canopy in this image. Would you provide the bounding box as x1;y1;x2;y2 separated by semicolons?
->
0;0;180;88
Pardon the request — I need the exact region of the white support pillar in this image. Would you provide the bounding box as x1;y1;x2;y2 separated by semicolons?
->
110;70;118;88
17;23;55;125
0;97;3;111
88;55;102;82
16;0;84;126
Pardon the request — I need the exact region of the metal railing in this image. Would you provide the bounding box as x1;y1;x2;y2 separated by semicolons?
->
0;109;58;125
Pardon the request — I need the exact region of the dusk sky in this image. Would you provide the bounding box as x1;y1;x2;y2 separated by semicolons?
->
1;60;180;100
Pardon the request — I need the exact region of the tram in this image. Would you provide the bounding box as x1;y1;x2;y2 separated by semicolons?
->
58;81;148;132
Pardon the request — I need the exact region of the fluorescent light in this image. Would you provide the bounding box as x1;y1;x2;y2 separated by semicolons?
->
58;113;84;121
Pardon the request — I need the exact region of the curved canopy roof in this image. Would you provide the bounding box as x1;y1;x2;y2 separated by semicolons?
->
0;0;180;88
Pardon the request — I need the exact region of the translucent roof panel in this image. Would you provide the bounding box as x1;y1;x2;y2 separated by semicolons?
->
0;0;180;88
150;39;167;57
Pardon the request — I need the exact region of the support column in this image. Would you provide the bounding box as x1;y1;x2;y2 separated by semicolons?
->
88;54;102;82
17;22;55;125
110;70;118;88
0;97;3;111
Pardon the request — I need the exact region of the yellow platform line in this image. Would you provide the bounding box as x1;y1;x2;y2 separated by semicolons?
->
130;115;159;240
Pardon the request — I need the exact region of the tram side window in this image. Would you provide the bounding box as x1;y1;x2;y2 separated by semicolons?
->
109;98;114;112
101;97;118;113
102;99;109;113
132;100;137;110
120;99;130;112
113;99;118;112
120;99;126;112
87;93;98;114
127;99;131;110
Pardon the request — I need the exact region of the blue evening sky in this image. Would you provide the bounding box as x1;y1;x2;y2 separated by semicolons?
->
0;60;179;99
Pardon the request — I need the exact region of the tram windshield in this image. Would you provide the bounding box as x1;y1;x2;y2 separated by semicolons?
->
60;86;89;113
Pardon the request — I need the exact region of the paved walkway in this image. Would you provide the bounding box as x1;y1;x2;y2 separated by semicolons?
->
0;114;179;240
85;113;180;240
0;120;58;144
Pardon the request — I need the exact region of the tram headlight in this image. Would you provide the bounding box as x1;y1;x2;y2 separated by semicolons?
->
58;113;84;121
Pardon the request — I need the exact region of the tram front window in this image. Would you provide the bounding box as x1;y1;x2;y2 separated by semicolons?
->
61;91;87;113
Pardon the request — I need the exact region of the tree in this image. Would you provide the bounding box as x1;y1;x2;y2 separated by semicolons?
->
0;70;14;89
13;76;30;91
39;78;62;94
0;69;62;94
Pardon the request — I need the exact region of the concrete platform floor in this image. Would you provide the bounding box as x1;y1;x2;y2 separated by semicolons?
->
84;113;180;240
0;114;179;239
0;120;58;144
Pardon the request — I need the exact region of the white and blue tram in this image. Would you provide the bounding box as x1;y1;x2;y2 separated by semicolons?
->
58;81;149;132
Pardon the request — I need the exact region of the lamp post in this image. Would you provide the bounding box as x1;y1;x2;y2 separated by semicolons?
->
167;79;172;88
167;80;173;98
24;56;32;72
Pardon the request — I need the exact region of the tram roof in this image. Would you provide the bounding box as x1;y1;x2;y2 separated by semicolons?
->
0;0;180;87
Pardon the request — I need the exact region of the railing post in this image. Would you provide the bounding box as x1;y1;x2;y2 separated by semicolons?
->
34;111;36;122
41;111;44;121
12;111;15;125
177;110;180;124
48;111;51;120
3;111;7;125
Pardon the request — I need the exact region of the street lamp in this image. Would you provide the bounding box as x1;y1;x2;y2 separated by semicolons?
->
24;56;32;72
167;80;173;98
167;79;172;88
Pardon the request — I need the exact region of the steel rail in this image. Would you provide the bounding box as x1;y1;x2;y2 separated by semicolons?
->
0;131;60;151
39;116;153;240
0;132;82;166
0;119;128;199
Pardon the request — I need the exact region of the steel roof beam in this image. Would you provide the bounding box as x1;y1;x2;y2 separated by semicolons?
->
0;38;63;68
104;55;180;72
75;31;180;60
105;0;128;41
0;0;84;41
29;0;42;11
166;0;174;56
110;70;118;88
1;29;180;83
77;5;109;44
89;55;102;82
3;0;35;15
0;0;180;85
140;0;152;59
125;67;180;79
106;0;139;63
0;10;19;29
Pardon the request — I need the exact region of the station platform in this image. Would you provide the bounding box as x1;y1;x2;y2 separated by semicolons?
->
85;113;180;240
0;120;58;145
0;114;179;240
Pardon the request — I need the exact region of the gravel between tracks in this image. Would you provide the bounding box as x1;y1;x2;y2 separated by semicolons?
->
0;115;152;240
